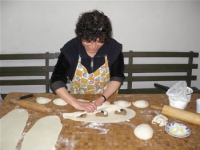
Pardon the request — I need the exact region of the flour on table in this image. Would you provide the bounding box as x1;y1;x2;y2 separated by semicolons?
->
53;98;68;106
152;114;168;126
36;97;51;104
114;100;131;107
0;109;29;150
134;124;153;140
132;100;149;108
21;116;62;150
63;104;136;123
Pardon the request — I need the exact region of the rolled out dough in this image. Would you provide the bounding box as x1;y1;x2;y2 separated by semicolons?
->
21;116;62;150
0;109;29;150
63;104;136;123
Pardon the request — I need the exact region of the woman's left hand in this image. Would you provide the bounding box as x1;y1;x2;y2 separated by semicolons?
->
93;96;105;107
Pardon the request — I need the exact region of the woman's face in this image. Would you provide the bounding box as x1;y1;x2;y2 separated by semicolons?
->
82;39;104;57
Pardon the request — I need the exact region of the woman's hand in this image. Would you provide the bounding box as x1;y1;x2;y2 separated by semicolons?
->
72;100;97;113
55;88;97;112
93;96;105;107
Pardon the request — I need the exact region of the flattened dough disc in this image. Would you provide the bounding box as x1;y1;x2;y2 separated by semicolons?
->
53;98;68;106
21;116;62;150
36;97;51;104
132;100;149;108
0;109;29;150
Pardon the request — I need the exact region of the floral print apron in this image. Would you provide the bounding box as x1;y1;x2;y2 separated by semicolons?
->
70;56;110;94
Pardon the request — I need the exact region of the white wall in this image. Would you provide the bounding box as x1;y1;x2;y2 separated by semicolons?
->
1;0;200;90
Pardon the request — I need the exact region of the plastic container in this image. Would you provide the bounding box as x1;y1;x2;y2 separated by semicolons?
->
168;87;193;109
168;97;189;109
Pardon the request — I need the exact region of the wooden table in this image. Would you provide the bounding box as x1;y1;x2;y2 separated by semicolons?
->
1;92;200;150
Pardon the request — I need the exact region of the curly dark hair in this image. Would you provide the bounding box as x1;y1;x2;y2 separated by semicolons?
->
75;10;112;43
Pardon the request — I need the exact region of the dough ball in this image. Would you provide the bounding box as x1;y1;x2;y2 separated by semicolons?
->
36;97;51;104
134;124;153;140
53;98;68;106
114;100;131;107
132;100;149;108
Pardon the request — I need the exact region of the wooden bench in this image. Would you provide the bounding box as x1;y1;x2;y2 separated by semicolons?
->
0;52;57;99
120;51;199;94
0;51;199;98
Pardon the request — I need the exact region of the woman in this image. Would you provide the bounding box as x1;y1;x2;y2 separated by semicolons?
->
50;10;125;112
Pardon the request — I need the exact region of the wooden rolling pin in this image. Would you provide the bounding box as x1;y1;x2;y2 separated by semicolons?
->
150;105;200;125
11;100;52;113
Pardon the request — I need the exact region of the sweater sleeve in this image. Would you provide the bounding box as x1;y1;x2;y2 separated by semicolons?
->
110;52;125;83
50;53;69;93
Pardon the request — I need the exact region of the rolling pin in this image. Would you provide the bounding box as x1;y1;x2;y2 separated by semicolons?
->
150;105;200;125
11;100;52;113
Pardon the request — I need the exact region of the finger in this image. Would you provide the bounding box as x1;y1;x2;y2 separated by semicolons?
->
91;103;97;111
86;103;97;112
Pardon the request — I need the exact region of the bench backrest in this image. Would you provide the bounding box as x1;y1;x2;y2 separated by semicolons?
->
0;52;56;98
121;51;199;94
0;51;199;97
